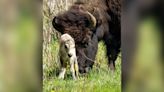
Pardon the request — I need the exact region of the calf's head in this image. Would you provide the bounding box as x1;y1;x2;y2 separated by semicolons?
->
60;34;76;58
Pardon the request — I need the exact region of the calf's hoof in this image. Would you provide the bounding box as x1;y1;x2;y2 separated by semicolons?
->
73;77;77;80
58;75;64;80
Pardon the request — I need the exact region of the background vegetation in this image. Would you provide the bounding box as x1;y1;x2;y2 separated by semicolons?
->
43;0;121;92
0;0;41;92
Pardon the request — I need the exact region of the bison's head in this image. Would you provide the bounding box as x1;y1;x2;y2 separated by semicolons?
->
52;3;96;48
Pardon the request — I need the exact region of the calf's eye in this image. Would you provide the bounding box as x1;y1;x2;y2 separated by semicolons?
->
65;45;68;49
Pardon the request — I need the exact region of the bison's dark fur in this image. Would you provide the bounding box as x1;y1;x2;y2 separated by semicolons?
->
52;0;121;73
76;34;98;73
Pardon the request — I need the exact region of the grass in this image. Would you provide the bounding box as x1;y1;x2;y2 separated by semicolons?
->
43;41;121;92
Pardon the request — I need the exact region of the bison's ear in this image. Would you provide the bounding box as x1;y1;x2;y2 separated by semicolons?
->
52;17;64;34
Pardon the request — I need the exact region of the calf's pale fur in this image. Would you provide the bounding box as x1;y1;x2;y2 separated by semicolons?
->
58;33;79;80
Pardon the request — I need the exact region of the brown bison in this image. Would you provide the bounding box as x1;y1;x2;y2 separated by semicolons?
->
52;0;121;73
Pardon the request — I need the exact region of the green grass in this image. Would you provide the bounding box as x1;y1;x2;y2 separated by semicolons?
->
43;41;121;92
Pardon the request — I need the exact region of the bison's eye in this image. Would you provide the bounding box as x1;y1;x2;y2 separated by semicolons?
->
84;43;89;48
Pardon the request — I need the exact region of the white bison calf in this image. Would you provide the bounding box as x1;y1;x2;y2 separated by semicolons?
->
58;33;79;80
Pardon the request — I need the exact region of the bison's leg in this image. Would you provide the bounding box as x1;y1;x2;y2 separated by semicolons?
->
70;57;76;80
105;38;120;71
106;47;116;71
104;36;115;71
109;47;120;71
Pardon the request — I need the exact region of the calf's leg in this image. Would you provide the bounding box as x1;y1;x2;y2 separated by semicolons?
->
70;57;76;80
58;67;66;79
58;59;67;79
74;58;79;79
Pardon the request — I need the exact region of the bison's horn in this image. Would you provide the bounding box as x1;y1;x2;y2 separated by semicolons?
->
86;11;96;28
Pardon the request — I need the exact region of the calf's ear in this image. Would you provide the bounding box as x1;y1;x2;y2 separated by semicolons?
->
52;16;64;34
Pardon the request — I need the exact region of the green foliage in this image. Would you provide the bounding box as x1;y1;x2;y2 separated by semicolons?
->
43;39;60;80
43;41;121;92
